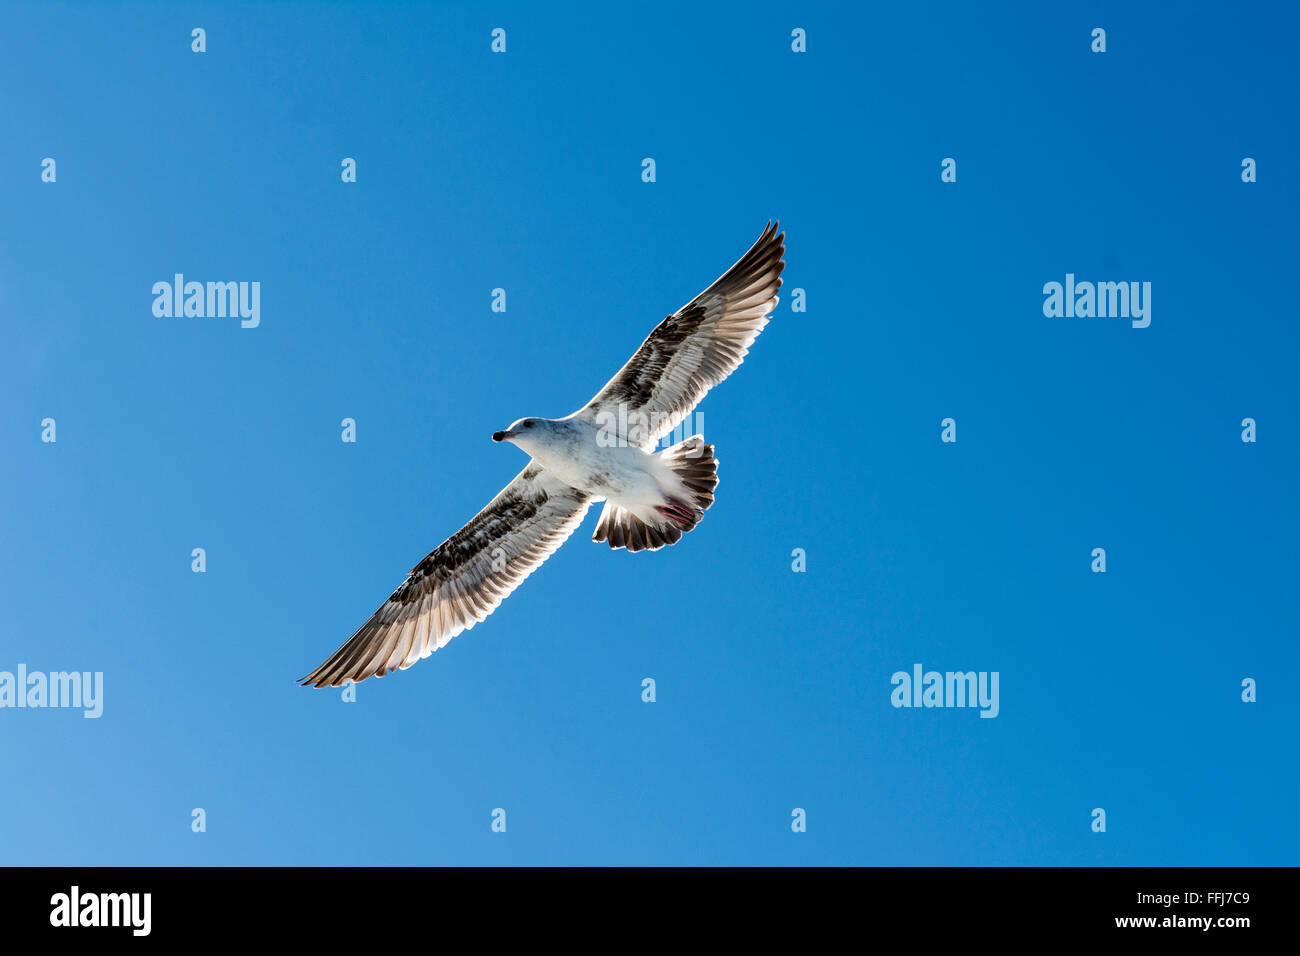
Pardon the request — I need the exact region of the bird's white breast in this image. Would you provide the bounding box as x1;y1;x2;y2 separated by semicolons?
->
526;420;662;503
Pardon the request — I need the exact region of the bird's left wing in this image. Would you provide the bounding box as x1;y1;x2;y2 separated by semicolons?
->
577;221;784;449
301;464;591;687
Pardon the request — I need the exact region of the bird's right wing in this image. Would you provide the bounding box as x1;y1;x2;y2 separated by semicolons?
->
301;464;591;688
577;222;784;449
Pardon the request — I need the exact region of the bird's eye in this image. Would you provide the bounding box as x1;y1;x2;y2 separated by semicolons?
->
523;421;533;429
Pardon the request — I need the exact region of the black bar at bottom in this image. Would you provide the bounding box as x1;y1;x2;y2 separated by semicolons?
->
0;866;1282;941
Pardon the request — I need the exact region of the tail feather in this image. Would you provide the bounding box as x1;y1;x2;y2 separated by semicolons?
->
663;436;718;509
592;437;718;552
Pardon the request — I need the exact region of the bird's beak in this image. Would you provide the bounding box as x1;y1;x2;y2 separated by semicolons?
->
492;430;511;443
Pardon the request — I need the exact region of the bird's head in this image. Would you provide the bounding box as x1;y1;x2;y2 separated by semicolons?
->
492;417;544;447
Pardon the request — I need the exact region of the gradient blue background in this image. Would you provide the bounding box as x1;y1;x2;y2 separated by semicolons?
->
2;1;1296;865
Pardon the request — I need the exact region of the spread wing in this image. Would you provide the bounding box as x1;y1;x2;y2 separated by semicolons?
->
578;221;784;449
301;464;591;688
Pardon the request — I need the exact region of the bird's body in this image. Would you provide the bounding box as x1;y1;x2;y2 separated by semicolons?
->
302;222;785;688
498;417;647;499
497;416;696;524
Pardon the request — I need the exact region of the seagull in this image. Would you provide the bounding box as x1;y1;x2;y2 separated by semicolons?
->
301;222;785;687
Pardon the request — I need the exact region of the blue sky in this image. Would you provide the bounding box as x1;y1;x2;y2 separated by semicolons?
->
1;1;1296;865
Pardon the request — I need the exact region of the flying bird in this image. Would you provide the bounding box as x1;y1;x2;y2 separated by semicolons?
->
301;222;785;687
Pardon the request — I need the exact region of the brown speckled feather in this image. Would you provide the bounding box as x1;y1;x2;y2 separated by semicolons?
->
579;222;784;448
300;464;590;687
